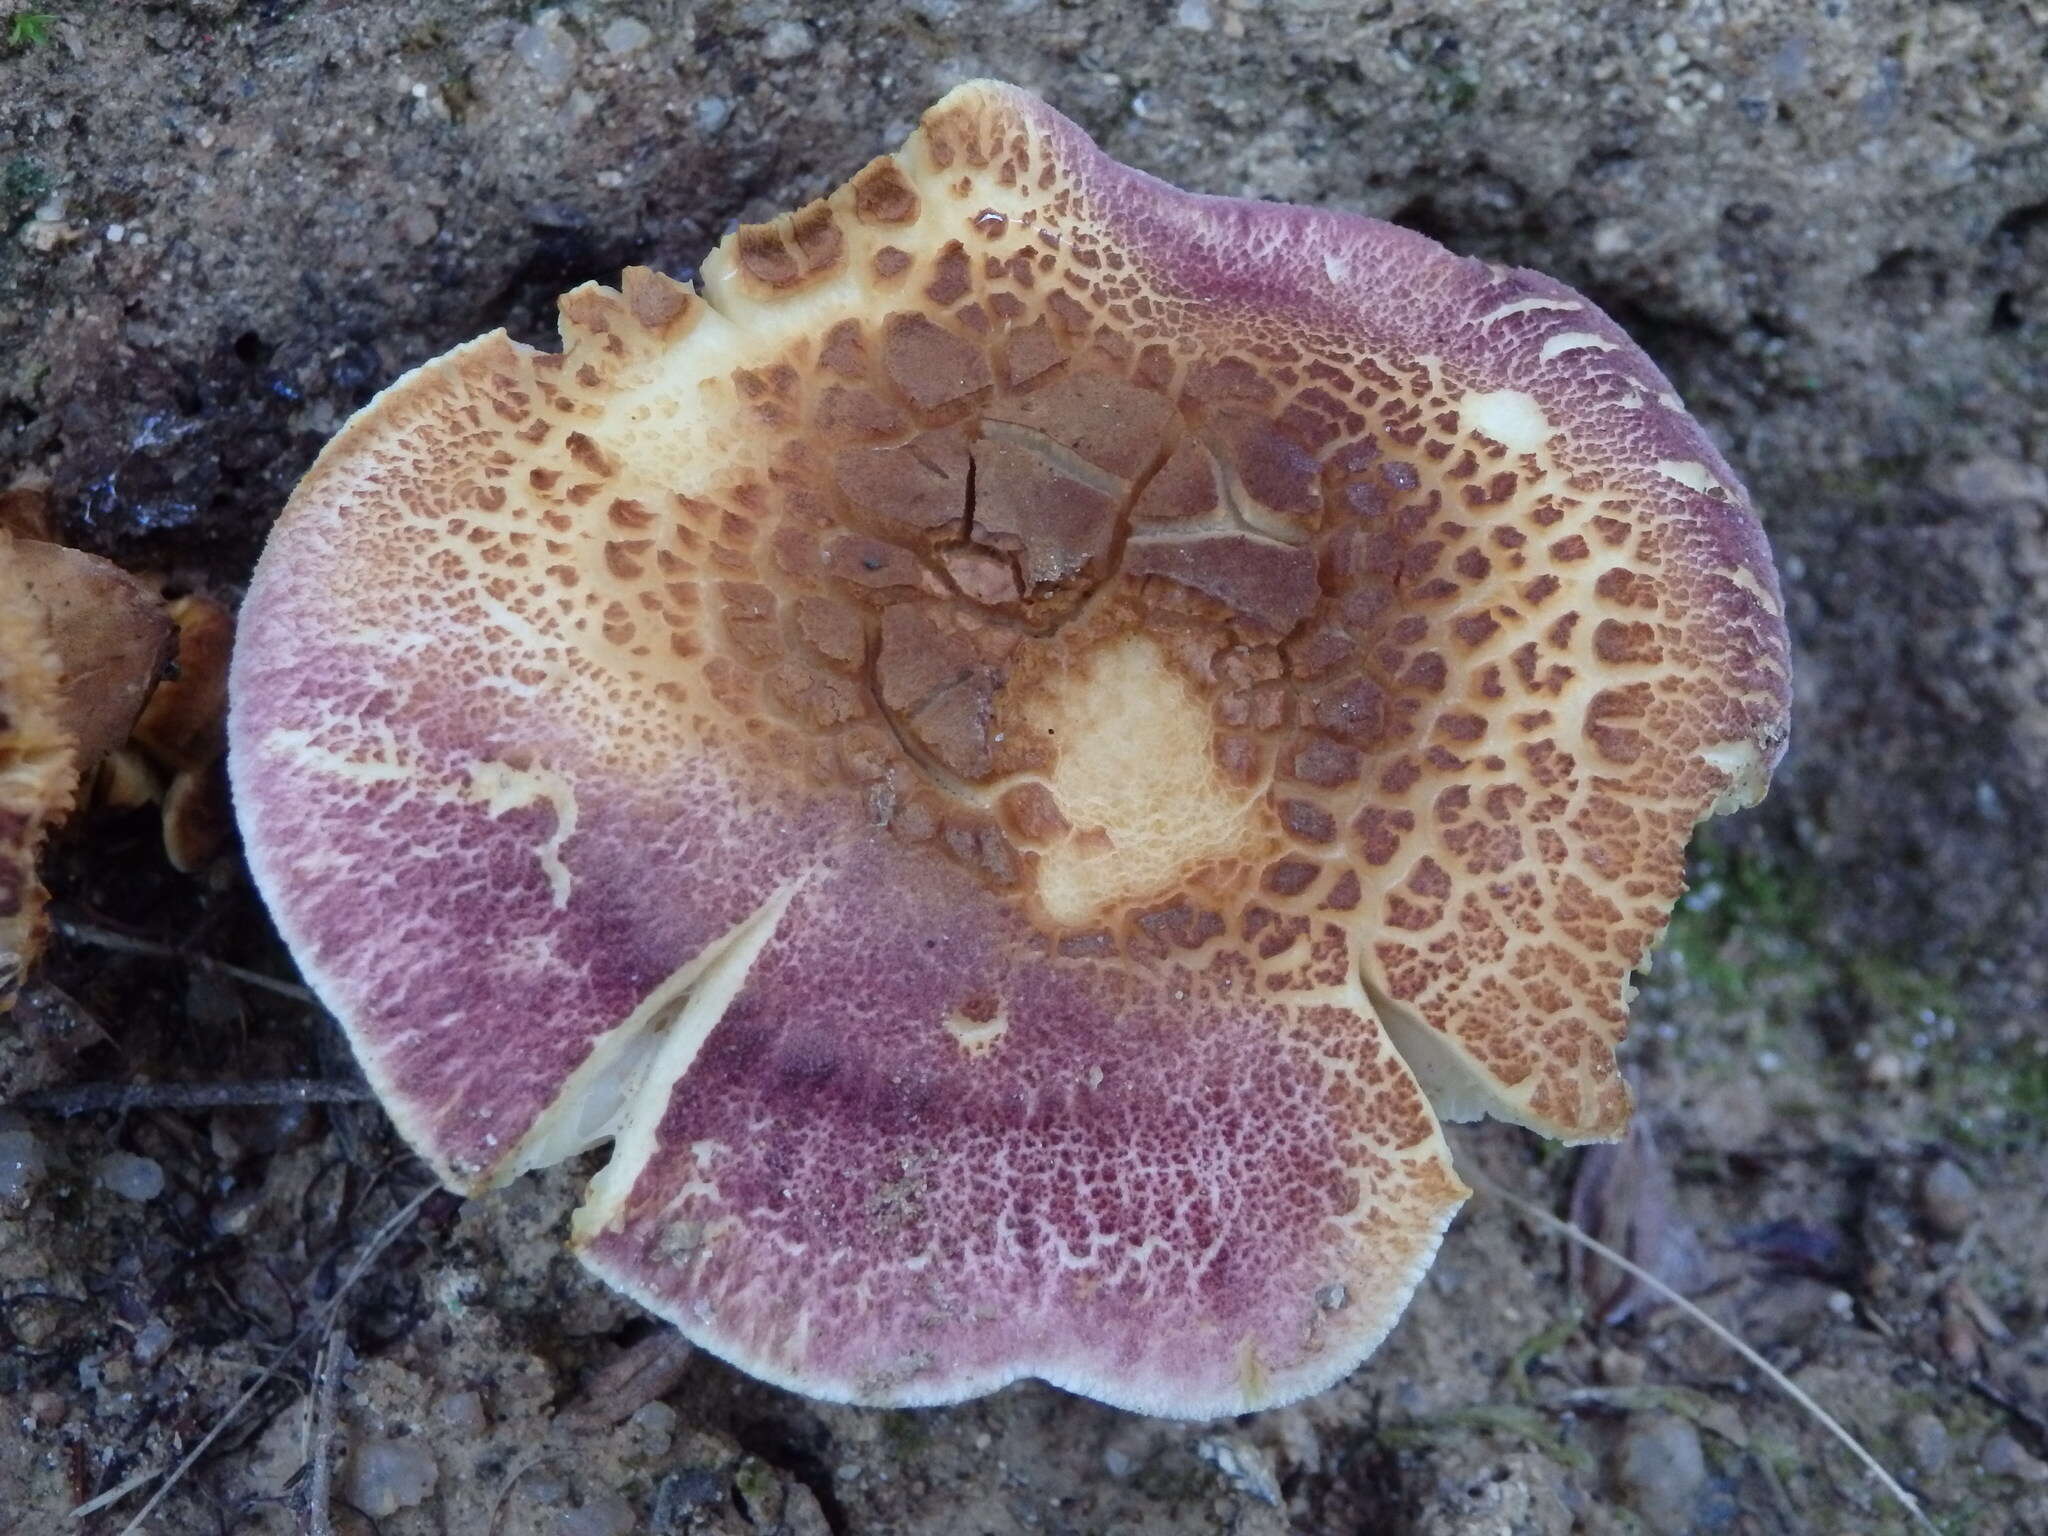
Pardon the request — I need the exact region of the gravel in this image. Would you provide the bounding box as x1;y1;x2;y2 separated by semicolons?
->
1918;1158;1978;1239
94;1150;163;1202
1614;1413;1707;1536
1901;1411;1951;1476
342;1437;441;1518
1983;1434;2048;1484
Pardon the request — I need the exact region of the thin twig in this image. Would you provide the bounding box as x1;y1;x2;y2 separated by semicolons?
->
1468;1166;1938;1535
564;1329;696;1428
52;916;316;1003
12;1079;373;1118
75;1184;435;1532
301;1328;350;1536
1969;1373;2048;1455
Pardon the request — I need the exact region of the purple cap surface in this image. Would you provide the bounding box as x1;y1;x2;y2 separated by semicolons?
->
229;81;1789;1415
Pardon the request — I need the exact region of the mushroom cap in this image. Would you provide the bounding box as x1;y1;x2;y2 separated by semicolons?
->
135;594;236;874
1;533;73;1009
134;594;233;776
229;81;1789;1415
2;532;174;1007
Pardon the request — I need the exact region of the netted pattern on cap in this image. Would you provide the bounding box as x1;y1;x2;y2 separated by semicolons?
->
230;80;1788;1414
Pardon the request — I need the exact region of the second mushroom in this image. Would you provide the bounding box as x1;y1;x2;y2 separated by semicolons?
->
228;81;1791;1416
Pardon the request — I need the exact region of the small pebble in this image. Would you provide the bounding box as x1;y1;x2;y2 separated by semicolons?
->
1598;1347;1648;1387
344;1438;440;1517
1103;1446;1134;1477
1195;1436;1281;1506
396;206;438;246
19;198;78;253
132;1317;174;1366
556;1491;635;1536
652;1467;726;1514
630;1405;675;1458
1615;1413;1706;1536
0;1128;47;1207
1983;1433;2048;1483
693;96;732;134
759;20;815;61
1900;1411;1949;1476
525;1473;571;1507
1173;0;1214;28
26;1391;66;1428
514;10;579;89
436;1389;487;1435
630;1400;677;1436
1918;1159;1976;1239
97;1152;165;1202
600;17;653;55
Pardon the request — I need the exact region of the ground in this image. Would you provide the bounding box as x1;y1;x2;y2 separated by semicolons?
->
2;1;2046;1532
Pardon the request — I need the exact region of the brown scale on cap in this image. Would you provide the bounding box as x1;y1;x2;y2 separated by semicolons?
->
231;81;1790;1416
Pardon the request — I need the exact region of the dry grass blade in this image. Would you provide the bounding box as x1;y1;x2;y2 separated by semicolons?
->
70;1184;435;1531
1468;1166;1938;1535
63;1466;155;1520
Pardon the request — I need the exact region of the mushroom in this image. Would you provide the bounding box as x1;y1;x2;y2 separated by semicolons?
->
129;593;236;872
2;527;175;1007
228;81;1790;1416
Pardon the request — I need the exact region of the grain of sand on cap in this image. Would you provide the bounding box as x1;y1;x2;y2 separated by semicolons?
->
229;80;1790;1416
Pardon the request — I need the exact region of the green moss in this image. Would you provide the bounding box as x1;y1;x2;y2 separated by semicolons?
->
1845;956;1961;1021
1750;1429;1803;1483
731;1455;779;1510
2009;1057;2048;1122
7;11;54;49
2;157;47;227
878;1409;932;1455
1656;837;1826;1014
1503;1308;1582;1402
1427;66;1480;113
1131;1449;1222;1501
1383;1404;1594;1474
1636;828;2038;1159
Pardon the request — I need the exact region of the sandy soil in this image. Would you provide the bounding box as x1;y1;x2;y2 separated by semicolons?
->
2;2;2045;1532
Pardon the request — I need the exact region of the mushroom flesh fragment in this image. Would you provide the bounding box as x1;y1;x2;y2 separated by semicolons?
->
2;530;174;1007
229;81;1790;1416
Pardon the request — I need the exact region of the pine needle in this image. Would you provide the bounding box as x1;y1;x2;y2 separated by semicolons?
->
1468;1166;1938;1535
